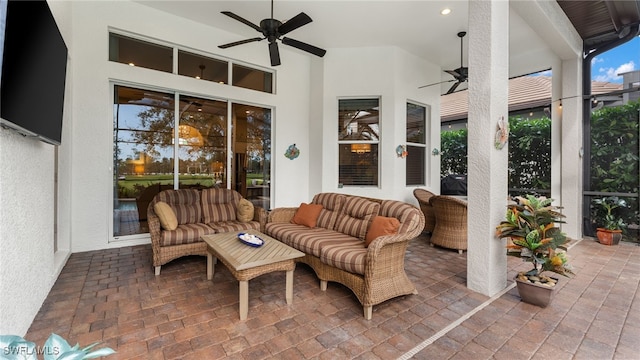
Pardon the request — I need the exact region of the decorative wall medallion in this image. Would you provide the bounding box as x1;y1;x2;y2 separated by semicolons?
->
284;144;300;160
396;145;408;158
494;116;509;150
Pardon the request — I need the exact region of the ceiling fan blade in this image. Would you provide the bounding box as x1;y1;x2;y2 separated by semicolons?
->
221;11;262;32
418;79;455;89
444;69;462;79
282;37;326;57
269;42;281;66
278;12;312;35
446;81;462;94
218;37;263;49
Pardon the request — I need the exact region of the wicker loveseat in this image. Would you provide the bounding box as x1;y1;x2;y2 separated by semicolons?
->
147;188;267;275
264;192;425;319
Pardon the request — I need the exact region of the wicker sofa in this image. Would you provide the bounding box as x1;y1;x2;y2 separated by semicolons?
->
264;192;425;319
147;188;267;275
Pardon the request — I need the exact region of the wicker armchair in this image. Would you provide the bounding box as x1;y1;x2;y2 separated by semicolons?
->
429;195;468;254
413;188;436;233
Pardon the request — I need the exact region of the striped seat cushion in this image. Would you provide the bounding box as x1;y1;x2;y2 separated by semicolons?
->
160;223;215;246
311;193;346;230
156;189;202;225
208;220;260;233
201;188;242;223
286;229;356;258
318;239;367;275
379;200;421;234
264;222;326;246
335;197;380;241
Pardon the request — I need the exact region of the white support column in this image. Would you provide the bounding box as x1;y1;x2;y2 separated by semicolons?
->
560;58;583;239
551;62;562;206
466;0;509;296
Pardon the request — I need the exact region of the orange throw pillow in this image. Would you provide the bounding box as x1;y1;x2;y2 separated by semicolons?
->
291;203;323;228
365;216;400;247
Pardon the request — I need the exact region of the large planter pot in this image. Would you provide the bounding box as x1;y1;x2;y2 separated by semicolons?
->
596;228;622;245
514;275;557;307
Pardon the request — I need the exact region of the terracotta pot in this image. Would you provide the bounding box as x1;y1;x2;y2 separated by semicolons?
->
514;275;557;307
596;228;622;245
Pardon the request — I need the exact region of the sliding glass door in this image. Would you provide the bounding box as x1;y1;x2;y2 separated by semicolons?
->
113;85;271;239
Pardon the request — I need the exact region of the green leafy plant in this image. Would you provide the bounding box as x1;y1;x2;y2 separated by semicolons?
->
0;333;114;360
592;196;627;230
495;195;574;282
440;116;552;196
590;101;639;231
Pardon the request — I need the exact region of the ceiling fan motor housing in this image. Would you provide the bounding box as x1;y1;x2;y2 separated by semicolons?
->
260;18;282;42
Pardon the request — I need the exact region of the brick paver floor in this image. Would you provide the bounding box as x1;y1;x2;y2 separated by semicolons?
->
24;234;640;359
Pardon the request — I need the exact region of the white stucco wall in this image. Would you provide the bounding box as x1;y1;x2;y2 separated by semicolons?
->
319;46;440;205
0;132;56;334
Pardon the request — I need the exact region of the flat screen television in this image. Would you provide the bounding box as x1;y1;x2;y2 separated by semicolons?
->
0;0;68;145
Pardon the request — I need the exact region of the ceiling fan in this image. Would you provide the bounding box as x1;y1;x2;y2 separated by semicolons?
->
419;31;468;94
218;0;326;66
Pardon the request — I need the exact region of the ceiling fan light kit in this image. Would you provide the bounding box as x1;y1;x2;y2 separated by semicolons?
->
419;31;468;94
218;0;326;66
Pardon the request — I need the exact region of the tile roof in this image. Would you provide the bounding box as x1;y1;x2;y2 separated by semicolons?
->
440;76;623;122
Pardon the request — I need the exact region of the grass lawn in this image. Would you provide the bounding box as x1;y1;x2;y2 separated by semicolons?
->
117;173;269;197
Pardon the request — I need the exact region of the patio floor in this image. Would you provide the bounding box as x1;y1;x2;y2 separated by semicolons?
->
25;234;640;359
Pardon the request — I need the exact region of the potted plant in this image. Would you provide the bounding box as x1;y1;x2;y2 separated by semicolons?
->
495;195;574;307
592;196;626;245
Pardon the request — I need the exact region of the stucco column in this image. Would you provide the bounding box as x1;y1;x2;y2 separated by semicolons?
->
466;0;509;296
560;58;583;239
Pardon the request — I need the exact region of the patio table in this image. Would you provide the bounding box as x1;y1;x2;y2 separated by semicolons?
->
201;230;304;320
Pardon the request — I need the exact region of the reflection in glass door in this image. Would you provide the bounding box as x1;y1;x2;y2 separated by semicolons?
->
177;95;227;190
232;103;271;210
113;86;175;237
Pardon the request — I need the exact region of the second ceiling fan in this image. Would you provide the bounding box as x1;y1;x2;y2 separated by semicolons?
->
218;0;326;66
419;31;468;94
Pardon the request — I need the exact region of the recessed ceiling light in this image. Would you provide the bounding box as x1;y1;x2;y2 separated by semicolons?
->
128;62;135;66
441;8;451;15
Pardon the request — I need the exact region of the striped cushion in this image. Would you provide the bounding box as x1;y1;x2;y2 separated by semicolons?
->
264;223;326;246
335;197;380;240
312;193;346;230
286;229;356;258
208;220;260;233
379;200;421;234
159;223;215;246
318;239;367;275
156;189;202;225
201;188;242;223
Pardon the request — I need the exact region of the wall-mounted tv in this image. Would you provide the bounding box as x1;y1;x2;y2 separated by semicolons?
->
0;0;68;145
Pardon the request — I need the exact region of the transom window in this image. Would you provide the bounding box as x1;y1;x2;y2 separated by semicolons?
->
108;32;274;94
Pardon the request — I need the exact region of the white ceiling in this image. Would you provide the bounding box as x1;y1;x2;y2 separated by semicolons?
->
136;1;551;79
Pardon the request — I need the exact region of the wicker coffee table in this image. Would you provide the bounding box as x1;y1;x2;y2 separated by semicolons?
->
201;230;304;320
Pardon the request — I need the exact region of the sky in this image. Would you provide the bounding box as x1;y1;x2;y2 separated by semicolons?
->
532;36;639;83
590;36;639;83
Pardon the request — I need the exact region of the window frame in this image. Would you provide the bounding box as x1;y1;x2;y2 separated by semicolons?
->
337;96;381;188
406;100;429;186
